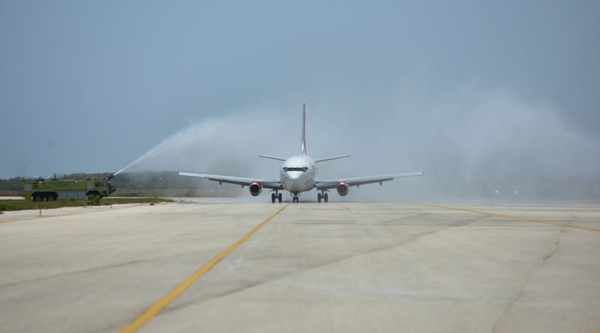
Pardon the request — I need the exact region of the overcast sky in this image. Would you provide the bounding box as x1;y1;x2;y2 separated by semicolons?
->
1;1;599;200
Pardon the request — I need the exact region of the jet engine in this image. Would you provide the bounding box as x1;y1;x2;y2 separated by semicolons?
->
249;182;262;196
337;182;349;196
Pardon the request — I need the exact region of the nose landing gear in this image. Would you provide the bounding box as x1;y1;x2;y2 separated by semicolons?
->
317;191;329;203
292;192;299;203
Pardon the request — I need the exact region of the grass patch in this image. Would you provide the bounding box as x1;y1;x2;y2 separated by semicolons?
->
0;203;16;212
0;197;173;212
0;186;238;212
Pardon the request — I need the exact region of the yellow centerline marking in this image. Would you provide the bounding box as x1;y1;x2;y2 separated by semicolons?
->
424;204;600;233
119;204;290;333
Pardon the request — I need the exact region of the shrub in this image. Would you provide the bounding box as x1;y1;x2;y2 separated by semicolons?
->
0;203;16;211
87;195;101;206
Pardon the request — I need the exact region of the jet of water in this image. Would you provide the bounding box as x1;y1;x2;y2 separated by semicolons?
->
112;116;228;176
114;157;144;176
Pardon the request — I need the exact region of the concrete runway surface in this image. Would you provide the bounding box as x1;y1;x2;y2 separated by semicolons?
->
0;200;599;333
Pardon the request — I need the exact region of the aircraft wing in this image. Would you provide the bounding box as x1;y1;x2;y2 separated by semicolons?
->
315;172;424;190
178;172;283;189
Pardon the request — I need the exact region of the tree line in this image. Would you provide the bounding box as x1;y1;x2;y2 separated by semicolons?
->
0;171;214;191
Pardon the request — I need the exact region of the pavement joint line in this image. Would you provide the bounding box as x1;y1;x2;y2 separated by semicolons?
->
0;204;139;224
423;204;600;233
118;203;290;333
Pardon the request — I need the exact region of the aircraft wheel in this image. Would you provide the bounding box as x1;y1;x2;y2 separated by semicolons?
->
271;193;276;203
278;193;282;203
324;193;329;203
318;193;322;203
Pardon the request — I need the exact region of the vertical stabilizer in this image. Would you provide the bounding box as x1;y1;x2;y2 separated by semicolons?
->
301;103;307;156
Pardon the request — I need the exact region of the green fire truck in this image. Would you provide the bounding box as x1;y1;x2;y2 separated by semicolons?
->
19;175;116;201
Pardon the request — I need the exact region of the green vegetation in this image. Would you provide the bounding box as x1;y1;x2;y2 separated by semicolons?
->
87;195;101;206
0;197;173;212
0;203;16;212
0;171;242;213
1;171;243;199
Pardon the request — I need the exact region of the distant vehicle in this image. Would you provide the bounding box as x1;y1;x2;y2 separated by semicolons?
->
179;104;424;203
19;174;116;201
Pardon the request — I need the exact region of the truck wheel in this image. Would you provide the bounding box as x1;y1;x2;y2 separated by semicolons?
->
47;195;56;202
33;194;42;202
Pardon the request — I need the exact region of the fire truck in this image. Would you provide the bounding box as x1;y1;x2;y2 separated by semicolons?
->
19;174;116;201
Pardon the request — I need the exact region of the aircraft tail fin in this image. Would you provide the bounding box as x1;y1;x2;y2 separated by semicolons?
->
301;103;307;156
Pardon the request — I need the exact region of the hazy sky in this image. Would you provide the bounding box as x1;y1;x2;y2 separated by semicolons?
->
1;1;599;200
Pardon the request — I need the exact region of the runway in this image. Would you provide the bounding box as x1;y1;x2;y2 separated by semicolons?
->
0;200;599;333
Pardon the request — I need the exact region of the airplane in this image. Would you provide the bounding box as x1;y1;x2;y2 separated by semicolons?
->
178;104;424;203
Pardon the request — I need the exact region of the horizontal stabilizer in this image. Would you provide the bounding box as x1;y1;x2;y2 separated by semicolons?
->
314;155;351;163
258;155;287;162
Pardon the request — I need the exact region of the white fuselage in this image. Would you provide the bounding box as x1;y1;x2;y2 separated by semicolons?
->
280;155;317;193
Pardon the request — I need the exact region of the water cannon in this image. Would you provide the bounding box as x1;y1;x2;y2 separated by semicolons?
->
103;173;116;181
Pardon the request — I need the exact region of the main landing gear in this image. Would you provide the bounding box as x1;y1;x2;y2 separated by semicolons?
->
317;191;329;203
271;191;283;203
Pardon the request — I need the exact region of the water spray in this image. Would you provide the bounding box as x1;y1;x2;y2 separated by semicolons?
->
114;157;145;176
112;117;225;176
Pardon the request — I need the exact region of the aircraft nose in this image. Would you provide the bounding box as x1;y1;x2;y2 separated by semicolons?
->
284;173;304;191
290;172;304;180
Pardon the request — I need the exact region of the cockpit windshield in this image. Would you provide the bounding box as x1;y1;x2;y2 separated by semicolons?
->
283;167;308;173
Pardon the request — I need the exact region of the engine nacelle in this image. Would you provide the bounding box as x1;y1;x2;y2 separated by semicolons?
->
249;182;262;196
337;182;349;197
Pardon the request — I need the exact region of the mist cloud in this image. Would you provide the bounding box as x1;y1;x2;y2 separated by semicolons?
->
125;86;600;203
